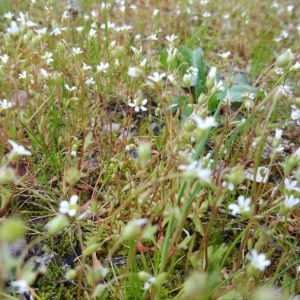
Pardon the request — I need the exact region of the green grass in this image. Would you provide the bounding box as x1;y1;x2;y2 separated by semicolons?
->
0;0;300;299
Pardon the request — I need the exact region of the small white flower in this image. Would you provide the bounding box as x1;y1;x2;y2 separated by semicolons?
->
248;249;271;271
284;195;300;209
11;279;29;294
144;277;156;291
218;51;231;59
85;77;95;85
50;27;66;36
148;72;166;82
6;21;20;35
40;68;49;79
82;63;92;71
72;47;83;55
165;34;178;43
191;115;217;129
291;61;300;71
35;27;47;35
96;62;109;73
140;58;147;67
4;12;14;19
275;128;282;139
0;99;12;109
213;80;225;92
59;195;79;217
178;161;212;183
65;84;76;92
76;26;84;32
167;74;177;85
100;21;115;29
131;46;142;56
42;51;54;64
284;178;300;192
153;9;159;17
228;195;251;216
202;11;211;18
0;54;9;64
88;28;97;37
8;140;31;156
291;104;300;124
147;33;158;41
128;98;148;112
18;71;27;79
187;67;198;77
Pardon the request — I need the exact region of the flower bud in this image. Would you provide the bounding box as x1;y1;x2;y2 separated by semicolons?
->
128;67;144;78
45;215;70;235
276;49;294;68
0;219;26;242
206;67;217;90
138;271;151;281
0;167;17;184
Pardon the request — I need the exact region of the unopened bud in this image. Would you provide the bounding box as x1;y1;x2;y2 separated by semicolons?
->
276;49;294;69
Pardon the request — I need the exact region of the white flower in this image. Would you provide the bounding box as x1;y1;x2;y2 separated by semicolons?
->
167;47;177;64
228;195;251;216
291;105;300;124
212;80;225;92
88;28;97;38
218;51;231;59
0;99;12;109
148;72;166;83
140;58;147;67
8;140;31;156
85;77;95;85
144;277;156;291
35;27;47;35
291;61;300;71
82;63;92;71
187;67;198;77
167;74;177;85
275;128;282;139
191;115;217;129
6;21;20;35
284;195;300;209
147;33;158;41
0;54;9;64
18;71;27;79
59;195;79;217
76;26;84;32
248;249;271;271
128;98;148;112
50;27;66;36
40;68;49;79
131;46;142;56
128;67;143;78
165;34;178;43
64;84;76;92
11;279;29;294
42;51;53;64
4;12;14;19
178;161;212;183
97;62;109;73
284;178;300;192
72;47;83;55
153;9;159;17
100;21;115;29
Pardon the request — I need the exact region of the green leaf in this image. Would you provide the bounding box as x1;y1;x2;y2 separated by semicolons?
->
179;46;206;98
